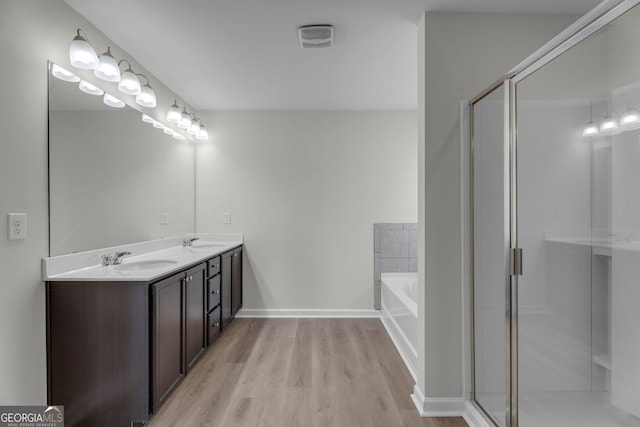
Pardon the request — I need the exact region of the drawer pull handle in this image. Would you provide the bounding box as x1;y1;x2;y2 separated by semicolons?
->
212;264;219;269
212;290;220;294
212;323;220;328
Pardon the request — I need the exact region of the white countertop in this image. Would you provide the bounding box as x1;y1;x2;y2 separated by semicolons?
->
43;233;243;282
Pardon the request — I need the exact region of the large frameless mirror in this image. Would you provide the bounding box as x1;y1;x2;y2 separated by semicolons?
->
48;61;195;256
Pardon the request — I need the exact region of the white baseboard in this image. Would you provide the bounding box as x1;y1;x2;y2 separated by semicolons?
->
462;401;494;427
380;308;417;382
411;385;466;417
235;308;380;318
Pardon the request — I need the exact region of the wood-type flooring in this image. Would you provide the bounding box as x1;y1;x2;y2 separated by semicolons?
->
148;318;468;427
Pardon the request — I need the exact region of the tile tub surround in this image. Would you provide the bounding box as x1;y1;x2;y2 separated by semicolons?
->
374;223;418;310
42;233;243;281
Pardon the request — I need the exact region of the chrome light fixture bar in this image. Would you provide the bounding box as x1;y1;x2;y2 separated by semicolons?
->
68;29;158;110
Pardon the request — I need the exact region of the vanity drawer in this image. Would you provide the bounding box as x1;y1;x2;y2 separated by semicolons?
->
207;306;221;346
207;275;221;311
208;256;221;277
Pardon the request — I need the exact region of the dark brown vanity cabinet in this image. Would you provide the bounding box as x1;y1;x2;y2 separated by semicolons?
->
232;247;243;316
46;246;242;426
206;256;222;345
152;263;206;412
221;251;233;328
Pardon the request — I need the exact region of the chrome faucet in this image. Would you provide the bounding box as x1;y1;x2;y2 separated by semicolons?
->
101;251;132;266
182;236;200;247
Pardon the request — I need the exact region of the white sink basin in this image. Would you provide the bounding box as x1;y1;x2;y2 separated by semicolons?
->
113;259;178;271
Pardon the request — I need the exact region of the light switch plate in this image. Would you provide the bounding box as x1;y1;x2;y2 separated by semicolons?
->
8;213;27;240
161;212;169;225
223;212;231;224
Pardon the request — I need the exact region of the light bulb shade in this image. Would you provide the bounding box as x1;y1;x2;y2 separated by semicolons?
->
136;84;157;108
167;103;181;123
173;133;186;141
69;31;99;70
621;108;640;126
178;111;191;129
582;121;599;137
142;114;155;123
78;80;104;96
94;48;121;82
188;118;199;135
163;128;174;135
600;116;618;132
153;121;165;129
51;64;80;82
196;125;208;140
103;93;125;108
118;70;141;95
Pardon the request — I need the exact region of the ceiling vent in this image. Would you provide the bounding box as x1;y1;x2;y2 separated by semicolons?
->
298;25;334;48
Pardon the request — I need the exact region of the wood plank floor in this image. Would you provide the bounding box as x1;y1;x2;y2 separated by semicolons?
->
148;318;468;427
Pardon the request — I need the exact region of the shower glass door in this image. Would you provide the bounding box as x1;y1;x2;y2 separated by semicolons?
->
471;82;511;427
514;3;640;426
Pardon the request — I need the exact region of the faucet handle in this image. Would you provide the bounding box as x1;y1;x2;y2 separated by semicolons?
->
101;254;113;266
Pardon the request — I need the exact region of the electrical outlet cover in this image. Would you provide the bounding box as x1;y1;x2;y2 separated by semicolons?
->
8;213;27;240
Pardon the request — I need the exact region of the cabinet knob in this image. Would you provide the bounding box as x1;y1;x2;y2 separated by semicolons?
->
189;275;193;281
213;323;220;328
212;290;220;294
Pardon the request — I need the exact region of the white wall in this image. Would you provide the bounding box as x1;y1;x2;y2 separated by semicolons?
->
417;11;579;401
0;0;196;404
196;110;417;310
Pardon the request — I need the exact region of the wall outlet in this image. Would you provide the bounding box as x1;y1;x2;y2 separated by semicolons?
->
161;212;169;225
223;212;231;224
8;213;27;240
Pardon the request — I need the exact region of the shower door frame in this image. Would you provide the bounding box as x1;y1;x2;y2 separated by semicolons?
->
468;1;639;426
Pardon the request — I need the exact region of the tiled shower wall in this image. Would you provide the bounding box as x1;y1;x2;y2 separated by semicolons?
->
374;223;418;309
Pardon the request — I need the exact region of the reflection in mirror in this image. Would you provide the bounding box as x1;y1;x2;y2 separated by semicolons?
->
48;61;195;256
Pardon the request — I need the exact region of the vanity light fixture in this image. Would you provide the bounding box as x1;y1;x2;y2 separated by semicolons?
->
582;121;599;137
135;74;157;108
78;80;104;96
173;133;186;141
153;121;166;129
94;47;121;82
103;93;125;108
117;60;141;96
165;101;208;140
142;114;155;124
620;107;640;126
167;100;181;123
599;115;619;133
51;64;80;82
69;29;99;70
178;107;192;129
163;127;175;135
196;123;209;140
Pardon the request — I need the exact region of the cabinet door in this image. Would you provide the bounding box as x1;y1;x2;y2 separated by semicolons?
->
185;263;206;373
152;273;185;412
221;251;233;328
232;247;243;316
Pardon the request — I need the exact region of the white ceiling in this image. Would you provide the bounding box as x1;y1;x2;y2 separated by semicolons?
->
64;0;601;110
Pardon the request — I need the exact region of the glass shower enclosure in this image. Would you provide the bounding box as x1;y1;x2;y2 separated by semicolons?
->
471;1;640;426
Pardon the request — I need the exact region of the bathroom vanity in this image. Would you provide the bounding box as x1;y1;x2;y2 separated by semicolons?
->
43;235;243;427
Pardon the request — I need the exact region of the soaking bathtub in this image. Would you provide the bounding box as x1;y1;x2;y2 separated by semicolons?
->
380;272;418;381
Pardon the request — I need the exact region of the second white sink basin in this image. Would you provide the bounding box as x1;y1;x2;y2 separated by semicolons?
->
114;259;178;271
